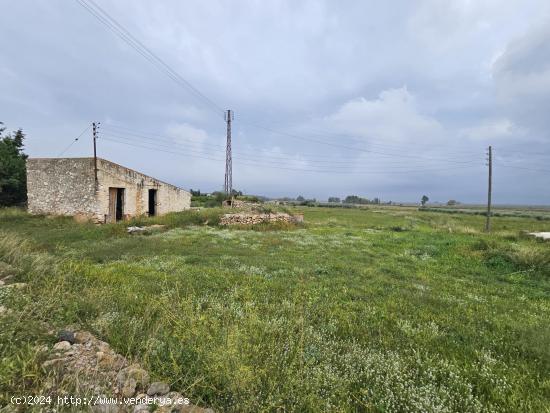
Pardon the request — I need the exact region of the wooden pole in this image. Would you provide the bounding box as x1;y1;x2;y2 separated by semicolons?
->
485;145;492;232
93;122;98;190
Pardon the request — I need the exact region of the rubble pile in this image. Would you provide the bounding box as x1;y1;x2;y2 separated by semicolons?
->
40;330;213;413
219;212;304;226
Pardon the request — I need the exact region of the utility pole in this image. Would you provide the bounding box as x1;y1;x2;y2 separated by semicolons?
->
92;122;99;189
224;110;233;195
485;145;492;232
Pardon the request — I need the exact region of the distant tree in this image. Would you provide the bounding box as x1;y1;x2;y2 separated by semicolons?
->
373;197;380;204
231;189;243;196
447;199;459;206
344;195;370;204
328;197;341;203
0;123;28;206
421;195;429;206
190;189;201;196
296;195;305;202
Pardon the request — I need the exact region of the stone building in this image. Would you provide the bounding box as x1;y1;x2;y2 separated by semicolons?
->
26;157;191;223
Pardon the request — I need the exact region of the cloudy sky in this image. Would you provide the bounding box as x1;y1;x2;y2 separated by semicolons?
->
2;0;550;203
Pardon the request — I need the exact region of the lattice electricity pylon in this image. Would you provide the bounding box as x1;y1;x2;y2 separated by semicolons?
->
224;109;233;195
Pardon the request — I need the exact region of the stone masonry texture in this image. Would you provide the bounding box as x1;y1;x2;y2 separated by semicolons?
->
26;158;191;223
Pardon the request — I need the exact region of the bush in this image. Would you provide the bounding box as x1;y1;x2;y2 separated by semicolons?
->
482;242;550;277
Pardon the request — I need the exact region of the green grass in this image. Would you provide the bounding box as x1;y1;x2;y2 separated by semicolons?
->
419;205;550;220
1;206;549;412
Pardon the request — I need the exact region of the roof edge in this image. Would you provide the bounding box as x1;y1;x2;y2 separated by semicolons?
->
27;157;190;193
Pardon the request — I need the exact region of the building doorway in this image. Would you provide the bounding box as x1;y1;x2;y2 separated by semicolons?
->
109;187;125;222
148;189;157;216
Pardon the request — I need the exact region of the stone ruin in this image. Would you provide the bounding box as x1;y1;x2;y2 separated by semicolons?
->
40;329;213;413
219;212;304;226
221;199;260;209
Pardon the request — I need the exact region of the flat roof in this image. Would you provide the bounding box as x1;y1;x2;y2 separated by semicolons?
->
28;157;189;193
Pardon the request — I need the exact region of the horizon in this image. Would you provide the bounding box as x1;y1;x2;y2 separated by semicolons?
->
2;1;550;204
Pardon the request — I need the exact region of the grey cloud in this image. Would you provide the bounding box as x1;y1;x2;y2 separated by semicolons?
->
493;22;550;137
1;0;549;203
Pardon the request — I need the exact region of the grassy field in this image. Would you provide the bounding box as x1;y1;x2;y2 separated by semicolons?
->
419;205;550;220
1;206;549;412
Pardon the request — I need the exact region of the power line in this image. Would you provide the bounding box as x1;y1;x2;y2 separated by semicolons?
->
100;135;481;175
75;0;539;204
238;120;480;164
101;124;482;167
75;0;225;118
246;123;482;156
57;125;91;156
103;123;480;162
495;148;550;158
74;0;483;164
236;111;483;156
101;132;483;170
496;163;550;174
74;1;487;174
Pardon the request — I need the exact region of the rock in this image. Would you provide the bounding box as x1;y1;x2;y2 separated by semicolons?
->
112;354;127;370
58;330;76;344
92;403;122;413
0;280;4;287
97;340;110;351
42;358;65;372
117;365;149;396
127;225;165;235
53;341;72;351
147;381;170;396
97;351;113;368
149;392;205;413
97;352;126;371
122;377;137;397
35;344;49;354
0;305;8;315
117;364;150;387
74;331;95;344
528;232;550;241
127;226;146;234
32;329;214;412
219;212;303;226
166;391;183;401
155;406;177;413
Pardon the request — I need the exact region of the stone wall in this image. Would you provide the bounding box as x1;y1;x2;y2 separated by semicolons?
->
219;212;304;225
222;199;261;209
26;158;97;218
26;158;191;222
96;159;191;223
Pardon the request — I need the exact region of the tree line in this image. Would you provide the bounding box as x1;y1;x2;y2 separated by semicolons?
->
0;122;27;206
328;195;383;205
